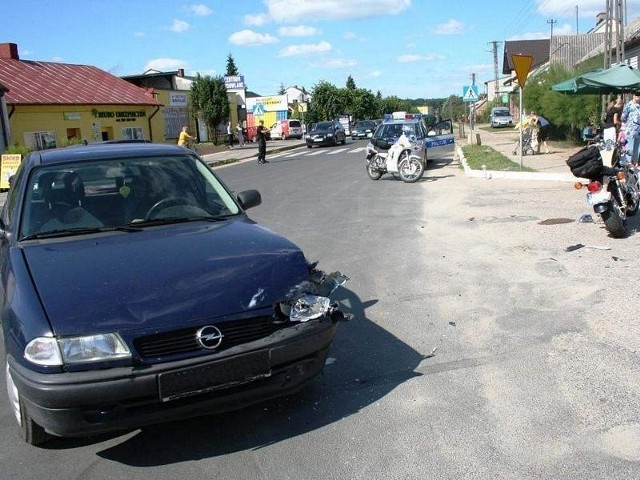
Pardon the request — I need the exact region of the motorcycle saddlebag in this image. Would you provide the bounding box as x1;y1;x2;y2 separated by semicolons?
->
566;145;603;180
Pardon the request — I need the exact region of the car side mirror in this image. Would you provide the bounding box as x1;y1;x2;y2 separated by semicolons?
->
237;189;262;210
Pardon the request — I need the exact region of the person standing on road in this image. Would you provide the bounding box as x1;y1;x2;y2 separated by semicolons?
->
256;126;268;164
530;112;550;154
605;97;623;132
236;122;245;147
226;121;234;149
620;92;640;165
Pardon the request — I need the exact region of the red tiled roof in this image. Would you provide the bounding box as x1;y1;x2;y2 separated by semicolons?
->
0;58;161;106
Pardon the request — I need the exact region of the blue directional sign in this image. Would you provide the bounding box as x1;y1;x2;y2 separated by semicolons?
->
252;103;265;115
462;85;479;102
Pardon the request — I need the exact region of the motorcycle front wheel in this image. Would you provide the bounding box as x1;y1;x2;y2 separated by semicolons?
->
601;200;627;238
366;160;383;180
398;153;424;183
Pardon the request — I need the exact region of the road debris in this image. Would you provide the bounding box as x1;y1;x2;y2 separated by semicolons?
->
565;243;612;252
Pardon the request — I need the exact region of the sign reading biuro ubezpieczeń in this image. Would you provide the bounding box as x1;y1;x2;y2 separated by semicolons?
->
0;154;21;189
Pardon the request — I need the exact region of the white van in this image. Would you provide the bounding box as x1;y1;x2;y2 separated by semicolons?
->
490;107;513;128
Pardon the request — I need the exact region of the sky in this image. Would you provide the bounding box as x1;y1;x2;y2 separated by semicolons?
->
3;0;640;100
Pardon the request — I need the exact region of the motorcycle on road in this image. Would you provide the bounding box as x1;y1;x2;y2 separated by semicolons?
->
567;128;640;238
365;133;425;183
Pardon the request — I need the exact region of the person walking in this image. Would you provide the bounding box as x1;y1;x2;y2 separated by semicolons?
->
236;122;245;147
177;125;195;146
605;97;623;132
226;120;234;149
621;92;640;165
256;126;268;164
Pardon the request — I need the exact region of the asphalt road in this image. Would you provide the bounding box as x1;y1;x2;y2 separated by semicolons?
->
2;140;640;479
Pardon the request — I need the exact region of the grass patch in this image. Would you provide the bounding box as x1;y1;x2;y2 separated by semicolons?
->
461;144;535;172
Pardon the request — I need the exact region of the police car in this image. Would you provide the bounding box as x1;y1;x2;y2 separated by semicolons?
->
368;112;455;164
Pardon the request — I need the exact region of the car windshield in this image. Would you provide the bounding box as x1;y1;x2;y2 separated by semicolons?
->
314;122;333;130
378;123;419;138
355;121;373;129
19;154;241;239
494;110;510;117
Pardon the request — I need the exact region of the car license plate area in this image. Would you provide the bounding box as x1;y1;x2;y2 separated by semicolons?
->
314;138;323;142
158;350;271;402
586;191;610;205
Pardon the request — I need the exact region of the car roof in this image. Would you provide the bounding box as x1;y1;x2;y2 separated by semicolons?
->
24;143;190;167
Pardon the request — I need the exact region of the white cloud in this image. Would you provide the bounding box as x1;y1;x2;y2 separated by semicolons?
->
188;4;213;16
169;19;190;33
507;31;548;41
144;58;188;71
309;58;358;68
244;13;269;26
432;19;464;35
370;70;382;77
229;29;279;46
278;41;332;57
278;25;320;37
265;0;411;22
344;31;358;40
133;31;145;37
191;68;217;76
396;53;446;63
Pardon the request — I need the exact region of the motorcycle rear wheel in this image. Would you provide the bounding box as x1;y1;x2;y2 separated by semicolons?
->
601;201;627;238
398;153;424;183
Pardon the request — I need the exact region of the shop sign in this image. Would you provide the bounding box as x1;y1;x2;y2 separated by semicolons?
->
169;92;188;107
63;112;81;121
0;154;21;189
91;109;147;119
224;75;245;90
246;95;288;112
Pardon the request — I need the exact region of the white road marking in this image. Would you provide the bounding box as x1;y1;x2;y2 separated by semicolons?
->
327;148;349;155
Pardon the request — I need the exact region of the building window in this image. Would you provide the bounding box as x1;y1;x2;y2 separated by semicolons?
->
24;131;57;151
121;127;144;140
66;128;82;142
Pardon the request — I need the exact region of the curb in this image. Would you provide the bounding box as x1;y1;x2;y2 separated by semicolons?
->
456;145;576;182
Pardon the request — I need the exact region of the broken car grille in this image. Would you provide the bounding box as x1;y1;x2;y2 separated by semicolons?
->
134;316;279;358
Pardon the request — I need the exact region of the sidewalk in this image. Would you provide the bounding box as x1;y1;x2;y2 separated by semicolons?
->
460;126;580;182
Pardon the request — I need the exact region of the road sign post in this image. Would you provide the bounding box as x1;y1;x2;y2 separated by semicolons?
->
462;85;479;143
511;54;533;168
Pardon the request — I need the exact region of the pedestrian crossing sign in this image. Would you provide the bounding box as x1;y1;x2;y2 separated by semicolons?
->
462;85;479;102
252;103;265;115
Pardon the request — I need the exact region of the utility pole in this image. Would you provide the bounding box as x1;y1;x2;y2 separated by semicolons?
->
575;5;579;34
547;19;557;39
489;41;500;101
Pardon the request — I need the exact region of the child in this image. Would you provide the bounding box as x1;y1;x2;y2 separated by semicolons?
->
256;126;268;164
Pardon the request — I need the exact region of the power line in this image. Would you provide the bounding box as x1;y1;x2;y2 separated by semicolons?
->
547;18;557;39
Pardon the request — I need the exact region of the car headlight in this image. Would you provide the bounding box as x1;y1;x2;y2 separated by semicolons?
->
25;333;131;366
290;294;331;322
327;133;334;137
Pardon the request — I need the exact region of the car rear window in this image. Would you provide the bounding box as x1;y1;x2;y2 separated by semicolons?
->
289;120;301;127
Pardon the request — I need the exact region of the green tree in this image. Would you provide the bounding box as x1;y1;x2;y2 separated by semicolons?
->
350;88;378;121
225;54;239;76
278;82;286;95
189;74;230;145
306;80;346;123
346;75;356;90
441;95;466;122
523;62;602;141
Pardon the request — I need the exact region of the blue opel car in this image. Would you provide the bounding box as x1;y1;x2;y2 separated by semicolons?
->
0;142;349;445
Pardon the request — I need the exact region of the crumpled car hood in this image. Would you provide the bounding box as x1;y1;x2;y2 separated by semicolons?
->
23;220;311;336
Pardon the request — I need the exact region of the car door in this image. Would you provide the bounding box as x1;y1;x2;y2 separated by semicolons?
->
424;119;455;159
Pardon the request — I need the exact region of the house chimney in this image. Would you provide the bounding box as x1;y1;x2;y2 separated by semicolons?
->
0;43;19;60
178;68;184;77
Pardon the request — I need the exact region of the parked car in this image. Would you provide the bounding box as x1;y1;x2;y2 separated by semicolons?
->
306;121;347;148
368;113;455;164
270;119;304;140
490;107;513;128
0;142;350;445
351;120;378;140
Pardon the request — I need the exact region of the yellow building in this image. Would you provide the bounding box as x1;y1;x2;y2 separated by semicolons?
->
0;43;163;151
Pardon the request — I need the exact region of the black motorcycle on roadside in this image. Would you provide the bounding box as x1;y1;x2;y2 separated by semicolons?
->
567;130;640;238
